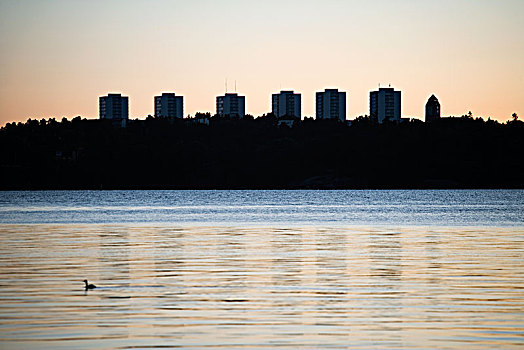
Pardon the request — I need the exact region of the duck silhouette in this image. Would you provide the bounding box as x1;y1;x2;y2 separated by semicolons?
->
83;280;96;290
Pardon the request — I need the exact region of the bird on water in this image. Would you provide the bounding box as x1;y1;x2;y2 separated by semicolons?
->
83;280;96;290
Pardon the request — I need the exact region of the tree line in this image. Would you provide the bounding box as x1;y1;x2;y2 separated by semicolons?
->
0;113;523;189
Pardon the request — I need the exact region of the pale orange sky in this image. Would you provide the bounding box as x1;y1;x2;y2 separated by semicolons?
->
0;0;523;125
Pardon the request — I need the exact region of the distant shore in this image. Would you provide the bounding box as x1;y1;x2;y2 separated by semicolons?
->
1;116;523;190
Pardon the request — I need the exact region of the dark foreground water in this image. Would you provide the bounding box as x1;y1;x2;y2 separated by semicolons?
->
0;190;523;349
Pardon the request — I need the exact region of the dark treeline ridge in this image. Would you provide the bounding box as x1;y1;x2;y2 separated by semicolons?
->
1;114;523;190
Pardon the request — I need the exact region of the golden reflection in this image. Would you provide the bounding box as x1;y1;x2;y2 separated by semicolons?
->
0;224;523;349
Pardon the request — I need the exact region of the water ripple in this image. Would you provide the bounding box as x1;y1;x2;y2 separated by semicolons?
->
0;224;523;349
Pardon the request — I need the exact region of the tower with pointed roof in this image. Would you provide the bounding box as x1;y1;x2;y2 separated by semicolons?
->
425;95;441;123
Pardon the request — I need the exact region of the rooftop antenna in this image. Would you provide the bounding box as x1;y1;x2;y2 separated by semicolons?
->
235;80;237;92
379;83;380;88
225;78;228;93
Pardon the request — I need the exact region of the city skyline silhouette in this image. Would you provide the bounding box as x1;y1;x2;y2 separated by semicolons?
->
0;0;522;125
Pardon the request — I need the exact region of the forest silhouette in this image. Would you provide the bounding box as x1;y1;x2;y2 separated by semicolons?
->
1;114;523;189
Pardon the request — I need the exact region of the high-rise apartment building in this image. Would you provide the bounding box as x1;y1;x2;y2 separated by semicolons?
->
315;89;346;122
425;95;441;123
272;90;301;119
369;87;401;123
99;93;129;120
216;93;245;118
154;93;184;119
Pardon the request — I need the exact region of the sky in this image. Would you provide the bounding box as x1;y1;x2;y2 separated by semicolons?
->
0;0;523;125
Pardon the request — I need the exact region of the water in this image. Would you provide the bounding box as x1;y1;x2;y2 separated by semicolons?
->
0;190;523;349
0;190;522;226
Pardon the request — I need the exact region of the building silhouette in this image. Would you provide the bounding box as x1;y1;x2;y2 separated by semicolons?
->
316;88;346;122
99;93;128;120
216;93;245;118
272;90;301;119
155;93;183;119
425;95;441;123
370;87;401;123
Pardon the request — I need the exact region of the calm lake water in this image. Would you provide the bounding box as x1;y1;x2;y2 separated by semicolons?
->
0;190;523;349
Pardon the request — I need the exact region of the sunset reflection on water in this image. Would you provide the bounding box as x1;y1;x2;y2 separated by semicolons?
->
1;224;523;349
